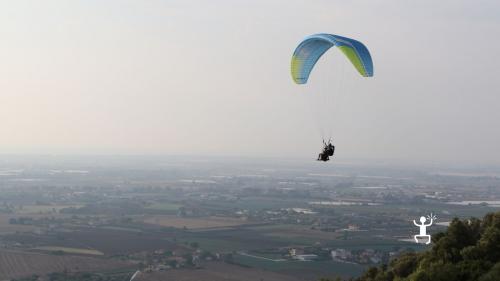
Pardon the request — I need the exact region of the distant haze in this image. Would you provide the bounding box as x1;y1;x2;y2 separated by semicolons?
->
1;0;500;164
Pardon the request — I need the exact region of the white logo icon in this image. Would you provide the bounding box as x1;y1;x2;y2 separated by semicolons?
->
413;213;436;244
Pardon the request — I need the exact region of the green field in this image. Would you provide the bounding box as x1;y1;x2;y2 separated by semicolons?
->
233;254;366;278
17;204;83;214
34;246;104;256
179;237;260;252
202;197;308;211
145;202;182;211
325;202;498;220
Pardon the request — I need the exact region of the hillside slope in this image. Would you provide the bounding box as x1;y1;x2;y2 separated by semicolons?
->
354;211;500;281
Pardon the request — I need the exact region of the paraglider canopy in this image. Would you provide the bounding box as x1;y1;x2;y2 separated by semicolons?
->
291;33;373;84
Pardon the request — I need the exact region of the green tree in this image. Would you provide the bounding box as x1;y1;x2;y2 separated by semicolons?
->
344;212;500;281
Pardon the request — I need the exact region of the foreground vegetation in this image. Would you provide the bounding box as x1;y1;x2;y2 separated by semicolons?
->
351;211;500;281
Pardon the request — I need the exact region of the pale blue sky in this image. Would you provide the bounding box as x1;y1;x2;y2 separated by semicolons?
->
1;0;499;164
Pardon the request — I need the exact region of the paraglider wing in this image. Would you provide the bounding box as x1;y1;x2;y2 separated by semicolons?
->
291;33;373;84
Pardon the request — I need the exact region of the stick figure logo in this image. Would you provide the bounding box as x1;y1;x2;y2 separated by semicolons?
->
413;213;437;244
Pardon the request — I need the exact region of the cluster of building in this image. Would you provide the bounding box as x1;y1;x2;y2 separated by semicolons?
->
331;248;393;264
288;248;318;261
133;248;226;273
286;246;392;265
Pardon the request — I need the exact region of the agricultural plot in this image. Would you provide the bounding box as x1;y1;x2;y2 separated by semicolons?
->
34;246;104;256
136;261;302;281
182;224;342;252
4;228;181;256
178;237;255;252
254;224;342;243
200;197;308;211
233;254;366;280
143;215;249;229
182;228;290;252
16;204;83;214
145;203;182;212
0;249;132;280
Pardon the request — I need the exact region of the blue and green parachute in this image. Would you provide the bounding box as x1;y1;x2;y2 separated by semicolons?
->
291;33;373;84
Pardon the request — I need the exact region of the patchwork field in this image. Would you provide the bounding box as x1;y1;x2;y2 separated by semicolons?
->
0;249;132;280
143;215;249;229
253;224;342;242
136;262;302;281
4;228;180;256
145;203;182;212
232;255;366;280
33;246;104;256
180;228;290;252
15;204;83;214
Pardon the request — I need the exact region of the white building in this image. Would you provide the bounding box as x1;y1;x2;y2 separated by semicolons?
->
295;254;318;261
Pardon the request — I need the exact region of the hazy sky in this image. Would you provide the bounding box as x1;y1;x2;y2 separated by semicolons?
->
1;0;499;164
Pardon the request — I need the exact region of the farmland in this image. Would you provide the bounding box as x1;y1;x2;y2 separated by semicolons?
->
232;255;365;280
136;262;303;281
0;156;499;280
0;250;132;280
15;204;84;215
33;246;104;256
145;203;182;212
4;228;181;256
142;215;250;229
